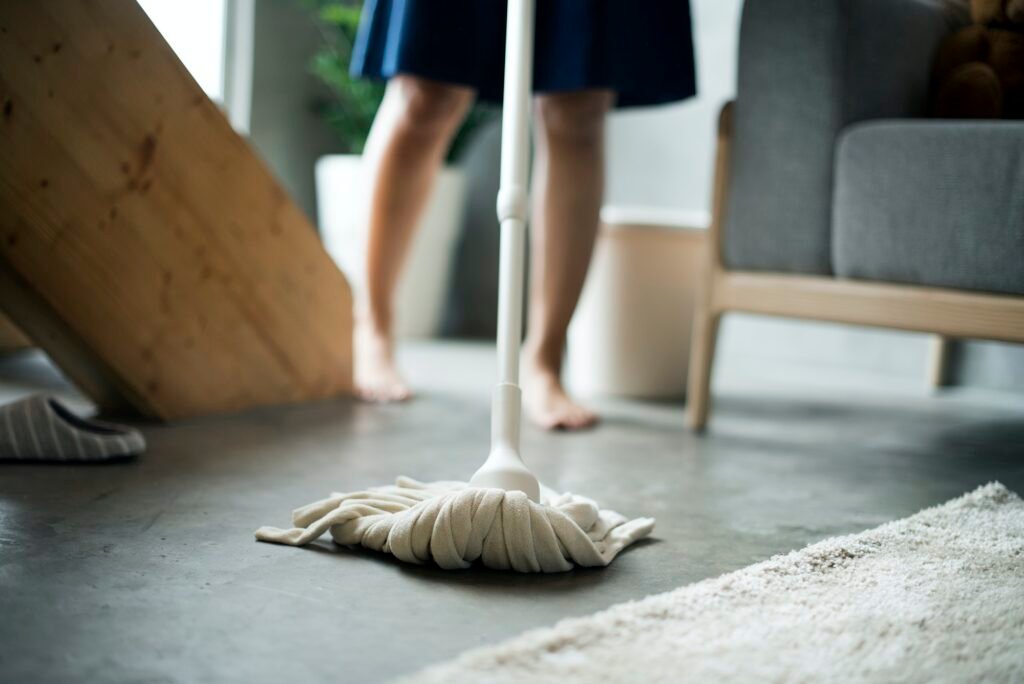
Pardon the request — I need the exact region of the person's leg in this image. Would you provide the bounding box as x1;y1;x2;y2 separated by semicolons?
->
356;75;475;401
523;89;614;429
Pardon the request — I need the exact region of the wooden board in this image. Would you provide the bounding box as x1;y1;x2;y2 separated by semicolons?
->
710;271;1024;345
0;1;352;419
0;312;30;352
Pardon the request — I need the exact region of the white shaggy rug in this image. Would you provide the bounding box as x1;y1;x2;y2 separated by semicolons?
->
402;483;1024;683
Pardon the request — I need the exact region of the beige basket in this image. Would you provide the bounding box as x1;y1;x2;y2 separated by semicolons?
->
567;207;708;400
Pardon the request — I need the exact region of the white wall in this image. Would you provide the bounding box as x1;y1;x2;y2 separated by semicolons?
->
138;0;227;102
247;0;343;223
605;0;742;219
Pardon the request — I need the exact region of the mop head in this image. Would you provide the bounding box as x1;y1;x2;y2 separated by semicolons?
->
255;477;655;573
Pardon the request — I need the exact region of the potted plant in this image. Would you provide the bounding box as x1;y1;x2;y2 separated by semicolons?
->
305;0;492;338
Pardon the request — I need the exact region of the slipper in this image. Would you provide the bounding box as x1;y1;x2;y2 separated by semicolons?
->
0;394;145;461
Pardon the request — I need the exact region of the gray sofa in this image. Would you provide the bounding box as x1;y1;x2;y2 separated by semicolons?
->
687;0;1024;429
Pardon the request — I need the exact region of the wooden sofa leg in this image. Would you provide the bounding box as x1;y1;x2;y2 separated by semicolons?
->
687;309;721;432
928;335;951;389
686;101;733;432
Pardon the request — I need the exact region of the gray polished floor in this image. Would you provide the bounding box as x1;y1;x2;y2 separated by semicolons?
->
1;342;1022;683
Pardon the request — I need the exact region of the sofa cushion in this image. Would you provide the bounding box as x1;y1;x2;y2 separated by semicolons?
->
722;0;952;275
833;121;1024;296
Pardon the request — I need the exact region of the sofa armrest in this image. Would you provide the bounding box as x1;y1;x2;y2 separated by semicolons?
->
723;0;956;275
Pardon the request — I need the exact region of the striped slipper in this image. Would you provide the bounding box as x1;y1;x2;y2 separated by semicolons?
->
0;394;145;461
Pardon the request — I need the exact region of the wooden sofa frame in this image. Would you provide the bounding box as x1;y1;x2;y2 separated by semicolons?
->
686;102;1024;430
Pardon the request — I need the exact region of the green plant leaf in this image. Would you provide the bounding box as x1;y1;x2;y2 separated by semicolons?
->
301;0;494;160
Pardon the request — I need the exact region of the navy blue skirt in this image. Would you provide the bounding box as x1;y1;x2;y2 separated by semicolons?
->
351;0;697;108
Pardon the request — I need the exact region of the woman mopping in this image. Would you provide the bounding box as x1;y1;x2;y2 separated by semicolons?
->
350;0;696;429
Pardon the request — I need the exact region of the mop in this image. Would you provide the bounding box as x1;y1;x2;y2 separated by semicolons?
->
255;0;654;572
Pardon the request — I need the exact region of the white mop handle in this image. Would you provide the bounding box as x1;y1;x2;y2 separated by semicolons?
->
495;0;535;388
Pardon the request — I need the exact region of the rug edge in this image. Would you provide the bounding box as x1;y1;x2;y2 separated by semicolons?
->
397;481;1021;682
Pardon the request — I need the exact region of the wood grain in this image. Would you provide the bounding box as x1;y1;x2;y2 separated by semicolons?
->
928;336;951;389
686;102;733;431
0;1;352;419
0;312;30;352
711;272;1024;344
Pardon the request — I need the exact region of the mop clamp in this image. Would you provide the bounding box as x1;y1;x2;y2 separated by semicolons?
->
496;185;529;223
468;383;540;501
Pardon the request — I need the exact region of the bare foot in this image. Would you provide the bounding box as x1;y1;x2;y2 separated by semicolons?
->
354;325;411;403
523;365;598;431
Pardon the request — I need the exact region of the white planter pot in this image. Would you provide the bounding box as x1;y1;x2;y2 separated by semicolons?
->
315;155;467;338
566;207;709;399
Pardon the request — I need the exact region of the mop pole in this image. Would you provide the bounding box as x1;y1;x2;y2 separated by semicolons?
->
469;0;540;502
496;0;533;397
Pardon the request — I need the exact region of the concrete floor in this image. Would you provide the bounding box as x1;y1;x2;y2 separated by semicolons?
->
1;342;1023;683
